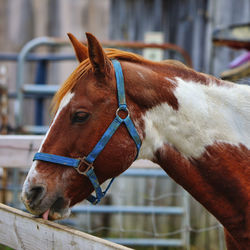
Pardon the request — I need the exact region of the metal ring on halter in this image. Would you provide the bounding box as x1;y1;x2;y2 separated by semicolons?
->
116;106;130;119
76;157;94;175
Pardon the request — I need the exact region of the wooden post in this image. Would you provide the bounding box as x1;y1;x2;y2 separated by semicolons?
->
0;65;8;204
0;168;7;204
0;65;8;134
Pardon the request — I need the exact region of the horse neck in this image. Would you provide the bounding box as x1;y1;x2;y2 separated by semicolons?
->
124;59;223;113
154;144;249;245
125;61;250;244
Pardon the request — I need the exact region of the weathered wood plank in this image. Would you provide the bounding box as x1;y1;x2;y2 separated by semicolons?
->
0;135;42;168
0;203;132;250
0;135;160;169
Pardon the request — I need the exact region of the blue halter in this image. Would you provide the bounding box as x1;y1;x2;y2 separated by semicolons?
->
33;60;141;204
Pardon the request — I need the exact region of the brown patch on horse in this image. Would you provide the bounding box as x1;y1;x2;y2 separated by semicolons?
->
121;60;179;111
154;142;250;247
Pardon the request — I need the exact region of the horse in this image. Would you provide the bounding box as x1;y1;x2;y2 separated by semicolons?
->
21;33;250;249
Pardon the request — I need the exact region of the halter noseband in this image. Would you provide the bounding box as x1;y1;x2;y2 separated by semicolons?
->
33;60;141;204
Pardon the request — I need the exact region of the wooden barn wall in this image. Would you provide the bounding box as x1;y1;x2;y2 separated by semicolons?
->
110;0;250;76
0;0;111;126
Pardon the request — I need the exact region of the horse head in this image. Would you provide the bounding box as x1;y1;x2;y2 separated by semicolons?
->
21;33;144;220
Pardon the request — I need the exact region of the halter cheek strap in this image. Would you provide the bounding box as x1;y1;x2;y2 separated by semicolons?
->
33;60;141;205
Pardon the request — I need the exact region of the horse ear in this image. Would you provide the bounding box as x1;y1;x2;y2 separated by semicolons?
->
86;32;109;76
67;33;88;63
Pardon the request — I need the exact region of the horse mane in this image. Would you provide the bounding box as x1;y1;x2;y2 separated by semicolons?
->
52;48;188;112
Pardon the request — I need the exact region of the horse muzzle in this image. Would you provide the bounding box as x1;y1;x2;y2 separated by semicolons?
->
21;181;70;220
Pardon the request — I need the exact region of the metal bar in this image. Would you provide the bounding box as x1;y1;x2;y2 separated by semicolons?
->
72;205;184;215
12;168;20;208
183;191;191;250
89;41;192;67
22;84;59;95
34;60;47;126
16;37;69;130
122;168;167;177
0;184;22;192
0;53;19;61
1;40;192;66
8;91;57;99
106;238;183;247
0;53;75;61
0;53;73;61
22;125;49;134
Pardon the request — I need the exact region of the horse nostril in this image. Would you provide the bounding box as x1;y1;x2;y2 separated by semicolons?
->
26;186;46;207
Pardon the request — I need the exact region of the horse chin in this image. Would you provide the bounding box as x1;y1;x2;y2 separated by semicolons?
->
41;197;71;221
22;194;71;221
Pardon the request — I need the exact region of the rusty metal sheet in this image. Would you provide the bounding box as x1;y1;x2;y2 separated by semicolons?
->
213;23;250;50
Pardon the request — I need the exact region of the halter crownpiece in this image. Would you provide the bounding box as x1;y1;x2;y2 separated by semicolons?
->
33;60;141;205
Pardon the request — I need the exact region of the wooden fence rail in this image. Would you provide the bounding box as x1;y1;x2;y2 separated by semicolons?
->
0;135;160;169
0;203;132;250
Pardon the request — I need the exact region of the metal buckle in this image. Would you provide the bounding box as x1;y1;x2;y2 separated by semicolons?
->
116;107;129;119
76;157;94;175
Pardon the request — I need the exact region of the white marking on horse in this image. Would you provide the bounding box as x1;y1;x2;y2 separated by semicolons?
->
137;71;145;80
25;92;75;182
138;78;250;160
164;77;177;85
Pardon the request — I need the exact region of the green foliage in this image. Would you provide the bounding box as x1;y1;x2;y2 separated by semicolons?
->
0;244;13;250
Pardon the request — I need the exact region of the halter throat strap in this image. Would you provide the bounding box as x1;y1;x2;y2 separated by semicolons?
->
33;60;141;205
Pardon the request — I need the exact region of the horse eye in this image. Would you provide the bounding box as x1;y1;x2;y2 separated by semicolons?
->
72;111;90;123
